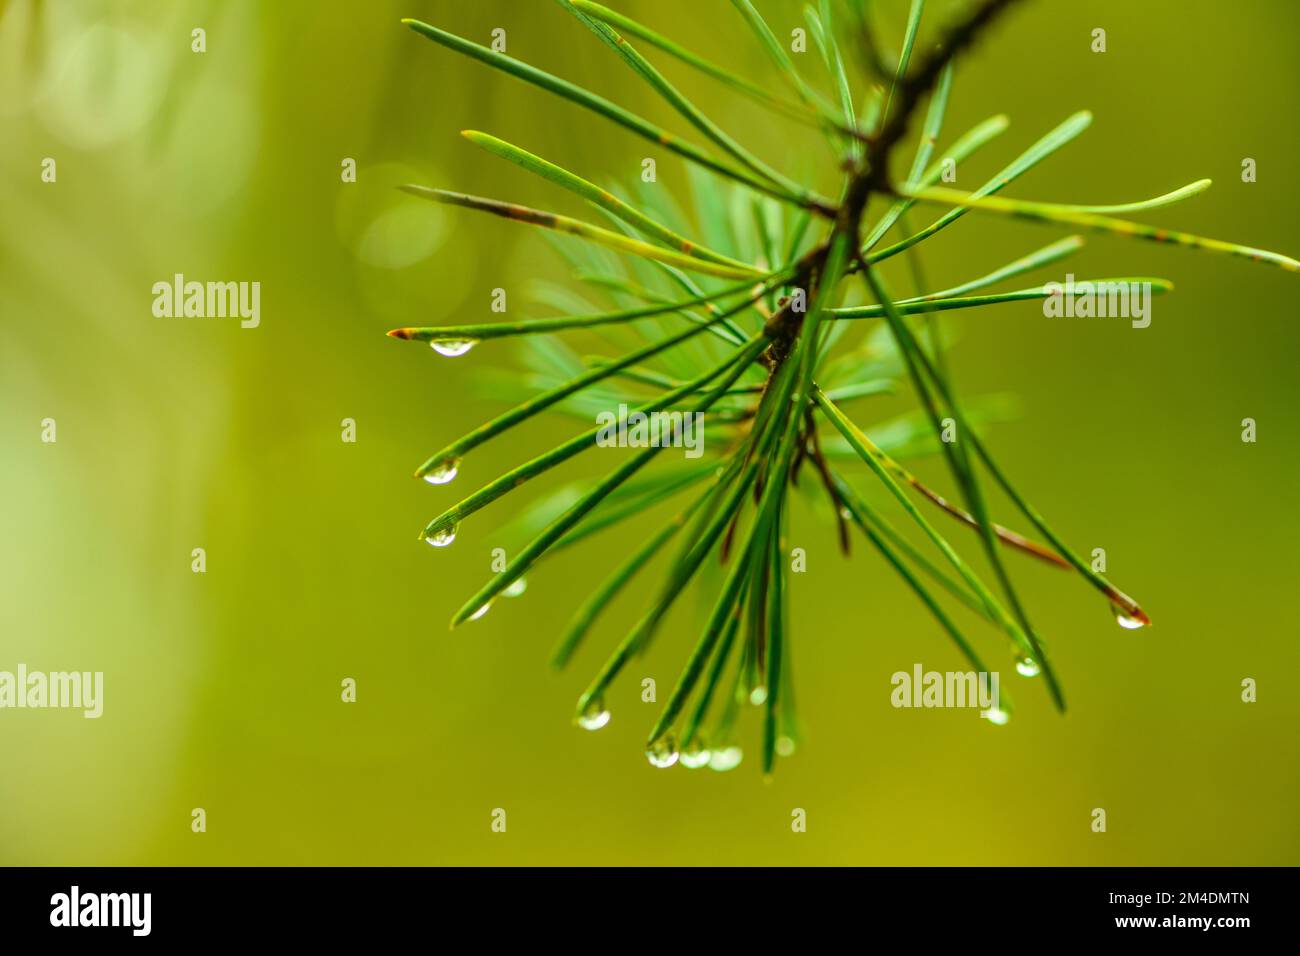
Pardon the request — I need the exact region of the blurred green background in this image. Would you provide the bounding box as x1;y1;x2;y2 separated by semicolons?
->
1;0;1297;866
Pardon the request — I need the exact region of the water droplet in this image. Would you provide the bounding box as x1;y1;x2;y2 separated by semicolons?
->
679;739;711;769
776;735;796;757
430;338;477;358
577;697;610;731
749;685;768;706
422;457;460;485
503;577;527;598
1112;605;1147;630
708;746;743;772
1014;655;1041;678
645;734;679;769
982;707;1010;726
468;602;491;622
424;524;458;548
838;506;852;521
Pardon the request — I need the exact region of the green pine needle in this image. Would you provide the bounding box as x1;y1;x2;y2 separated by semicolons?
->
389;0;1297;774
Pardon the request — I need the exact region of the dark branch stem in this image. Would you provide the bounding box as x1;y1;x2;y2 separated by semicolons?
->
865;0;1025;192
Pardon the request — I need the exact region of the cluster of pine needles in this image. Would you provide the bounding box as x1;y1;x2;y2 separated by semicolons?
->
386;0;1297;774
